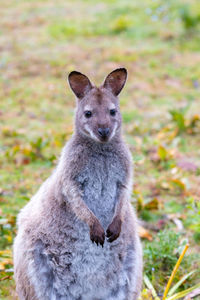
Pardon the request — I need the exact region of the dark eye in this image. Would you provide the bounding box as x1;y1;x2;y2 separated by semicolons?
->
110;109;116;116
84;111;92;118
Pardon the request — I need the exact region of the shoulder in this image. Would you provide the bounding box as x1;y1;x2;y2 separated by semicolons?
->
113;138;133;166
56;135;90;178
60;135;87;160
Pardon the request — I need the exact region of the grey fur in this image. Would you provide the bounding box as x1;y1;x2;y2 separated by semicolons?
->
14;69;143;300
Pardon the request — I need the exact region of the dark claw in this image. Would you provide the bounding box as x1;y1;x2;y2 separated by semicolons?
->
106;229;112;238
107;233;119;243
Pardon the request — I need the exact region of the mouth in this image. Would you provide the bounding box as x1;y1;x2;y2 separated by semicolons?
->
98;135;109;143
97;128;110;143
97;131;112;143
83;126;111;143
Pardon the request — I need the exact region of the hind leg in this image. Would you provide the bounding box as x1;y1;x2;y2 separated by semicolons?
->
14;235;56;300
105;279;139;300
26;239;78;300
105;273;141;300
14;232;38;300
106;238;142;300
16;278;37;300
123;239;143;300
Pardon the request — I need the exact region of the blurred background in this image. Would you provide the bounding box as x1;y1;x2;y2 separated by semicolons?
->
0;0;200;299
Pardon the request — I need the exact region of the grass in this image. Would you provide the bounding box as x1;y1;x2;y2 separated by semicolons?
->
0;0;200;298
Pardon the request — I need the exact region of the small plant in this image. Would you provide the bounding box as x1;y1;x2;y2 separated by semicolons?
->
185;196;200;244
169;106;189;133
144;230;180;285
141;244;200;300
111;16;131;33
169;104;200;135
179;5;200;32
5;135;55;165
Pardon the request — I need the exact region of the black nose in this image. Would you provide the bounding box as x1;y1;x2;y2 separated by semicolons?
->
98;128;110;137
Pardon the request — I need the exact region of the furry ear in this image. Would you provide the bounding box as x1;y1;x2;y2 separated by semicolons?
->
68;71;93;99
103;68;127;96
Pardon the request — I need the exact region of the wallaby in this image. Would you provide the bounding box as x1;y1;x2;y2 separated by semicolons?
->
14;68;143;300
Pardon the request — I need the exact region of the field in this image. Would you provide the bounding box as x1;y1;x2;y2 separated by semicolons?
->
0;0;200;299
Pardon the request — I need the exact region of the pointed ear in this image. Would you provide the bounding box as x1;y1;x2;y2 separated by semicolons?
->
103;68;127;96
68;71;93;99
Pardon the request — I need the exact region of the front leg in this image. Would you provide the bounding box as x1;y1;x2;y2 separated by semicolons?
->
106;215;122;243
63;180;105;247
106;181;131;243
90;220;105;247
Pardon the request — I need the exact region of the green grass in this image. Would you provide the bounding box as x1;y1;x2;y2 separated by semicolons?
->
0;0;200;298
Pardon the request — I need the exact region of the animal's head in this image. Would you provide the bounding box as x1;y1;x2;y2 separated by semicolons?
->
68;68;127;143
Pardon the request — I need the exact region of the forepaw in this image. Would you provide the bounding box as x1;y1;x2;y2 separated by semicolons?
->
90;221;105;247
106;216;122;243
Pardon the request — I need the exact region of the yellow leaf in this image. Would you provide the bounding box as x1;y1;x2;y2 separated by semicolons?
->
138;226;153;241
171;179;185;191
0;262;5;270
22;145;32;155
6;235;12;243
158;145;168;161
144;198;159;210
